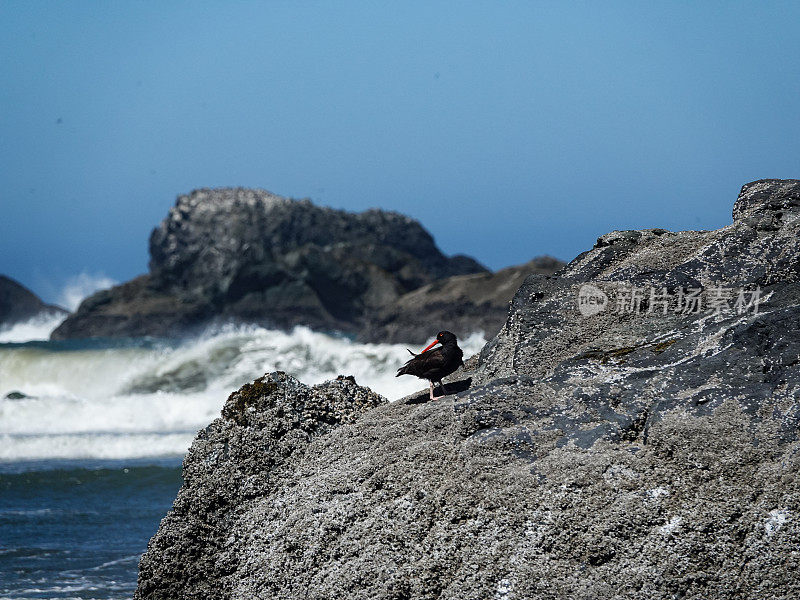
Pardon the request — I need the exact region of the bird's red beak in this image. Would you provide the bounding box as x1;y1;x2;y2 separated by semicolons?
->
420;339;440;353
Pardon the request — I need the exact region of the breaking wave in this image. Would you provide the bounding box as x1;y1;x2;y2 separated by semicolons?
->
0;325;486;461
0;312;67;343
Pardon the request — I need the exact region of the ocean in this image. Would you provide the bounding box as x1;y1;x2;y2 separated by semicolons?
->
0;318;486;599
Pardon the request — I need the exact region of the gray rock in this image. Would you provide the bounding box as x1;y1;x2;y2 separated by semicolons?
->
0;275;67;327
135;372;387;600
136;180;800;599
52;189;487;340
360;256;565;344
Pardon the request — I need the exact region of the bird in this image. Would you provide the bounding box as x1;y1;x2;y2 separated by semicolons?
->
396;330;464;400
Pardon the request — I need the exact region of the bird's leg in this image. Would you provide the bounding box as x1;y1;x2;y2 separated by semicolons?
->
429;381;435;401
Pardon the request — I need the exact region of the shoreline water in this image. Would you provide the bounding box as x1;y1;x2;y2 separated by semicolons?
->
0;458;183;600
0;319;485;599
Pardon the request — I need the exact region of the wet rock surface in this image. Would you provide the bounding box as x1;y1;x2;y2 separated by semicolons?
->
137;180;800;599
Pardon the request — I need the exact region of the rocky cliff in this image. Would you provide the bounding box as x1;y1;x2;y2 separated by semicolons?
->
0;275;67;327
136;180;800;599
51;188;490;340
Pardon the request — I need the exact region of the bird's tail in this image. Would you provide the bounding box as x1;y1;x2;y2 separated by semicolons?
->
396;349;417;377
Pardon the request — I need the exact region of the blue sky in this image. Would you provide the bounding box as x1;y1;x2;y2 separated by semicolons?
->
2;1;799;304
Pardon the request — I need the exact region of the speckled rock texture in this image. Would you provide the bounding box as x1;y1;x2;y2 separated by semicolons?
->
136;180;800;600
135;372;387;600
52;188;487;340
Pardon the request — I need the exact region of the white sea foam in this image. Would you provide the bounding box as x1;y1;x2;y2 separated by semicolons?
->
0;325;486;461
0;432;198;461
0;312;67;343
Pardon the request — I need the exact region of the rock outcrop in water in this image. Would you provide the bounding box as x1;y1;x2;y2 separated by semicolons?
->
360;256;565;344
136;180;800;599
51;188;494;340
0;275;67;328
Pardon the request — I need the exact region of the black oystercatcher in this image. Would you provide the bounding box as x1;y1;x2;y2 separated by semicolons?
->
396;330;464;400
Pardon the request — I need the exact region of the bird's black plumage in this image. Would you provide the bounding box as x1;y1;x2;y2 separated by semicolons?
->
396;331;463;400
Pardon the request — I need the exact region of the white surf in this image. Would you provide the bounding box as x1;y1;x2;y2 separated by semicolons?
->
0;324;486;461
